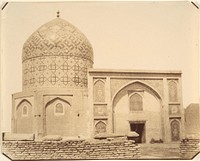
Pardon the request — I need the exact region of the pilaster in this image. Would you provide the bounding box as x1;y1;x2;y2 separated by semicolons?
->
163;78;170;142
179;77;185;139
88;74;94;138
11;94;16;133
105;77;112;134
33;91;44;140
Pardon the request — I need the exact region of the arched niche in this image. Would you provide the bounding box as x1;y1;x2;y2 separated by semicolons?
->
112;81;163;143
16;99;33;133
45;97;71;136
170;119;180;141
45;97;71;108
16;99;32;110
95;121;107;134
112;81;162;108
129;93;143;111
93;80;105;102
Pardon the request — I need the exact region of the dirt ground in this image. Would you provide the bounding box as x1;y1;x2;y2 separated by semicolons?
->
139;143;180;159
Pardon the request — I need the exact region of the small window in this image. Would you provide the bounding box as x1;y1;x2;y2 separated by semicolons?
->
22;105;28;116
55;103;64;115
130;93;143;111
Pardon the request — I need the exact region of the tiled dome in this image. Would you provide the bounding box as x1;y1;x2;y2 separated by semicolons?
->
22;18;93;62
22;18;93;89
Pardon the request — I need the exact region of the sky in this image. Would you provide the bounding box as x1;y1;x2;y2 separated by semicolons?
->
0;1;200;161
0;1;199;133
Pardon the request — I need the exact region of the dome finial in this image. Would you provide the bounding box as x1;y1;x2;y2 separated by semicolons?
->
57;11;60;18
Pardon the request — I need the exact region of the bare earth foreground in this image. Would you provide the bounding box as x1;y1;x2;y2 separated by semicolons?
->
139;143;180;159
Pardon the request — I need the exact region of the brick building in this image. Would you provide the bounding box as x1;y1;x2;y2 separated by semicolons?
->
11;16;185;143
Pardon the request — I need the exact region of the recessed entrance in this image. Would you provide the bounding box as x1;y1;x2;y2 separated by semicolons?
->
130;122;146;143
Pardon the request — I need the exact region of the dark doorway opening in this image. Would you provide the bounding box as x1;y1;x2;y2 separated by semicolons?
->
130;122;145;143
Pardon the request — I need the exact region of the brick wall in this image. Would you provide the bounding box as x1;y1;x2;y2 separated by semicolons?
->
2;139;140;160
180;137;200;159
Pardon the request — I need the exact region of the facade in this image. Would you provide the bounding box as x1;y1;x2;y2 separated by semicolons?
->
88;69;185;143
11;17;185;143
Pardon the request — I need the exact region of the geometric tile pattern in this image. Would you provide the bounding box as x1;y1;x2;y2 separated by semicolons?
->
170;119;180;141
94;104;107;116
95;121;106;134
169;104;180;115
22;18;93;89
93;80;105;102
23;55;92;89
168;81;178;102
110;79;164;99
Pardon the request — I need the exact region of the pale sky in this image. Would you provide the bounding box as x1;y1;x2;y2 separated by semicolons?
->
1;1;199;132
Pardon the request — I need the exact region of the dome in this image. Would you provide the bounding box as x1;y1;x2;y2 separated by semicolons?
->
22;18;94;90
22;18;93;62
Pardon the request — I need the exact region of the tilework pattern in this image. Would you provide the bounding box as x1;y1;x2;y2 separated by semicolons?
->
168;81;178;102
93;80;105;102
22;18;93;89
170;119;180;141
95;121;107;134
169;104;180;115
110;79;164;99
93;79;107;134
94;104;107;116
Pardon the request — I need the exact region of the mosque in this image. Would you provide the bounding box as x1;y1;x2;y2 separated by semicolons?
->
11;14;185;143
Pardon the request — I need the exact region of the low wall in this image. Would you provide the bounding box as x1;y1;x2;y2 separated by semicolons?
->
180;136;200;159
2;139;140;160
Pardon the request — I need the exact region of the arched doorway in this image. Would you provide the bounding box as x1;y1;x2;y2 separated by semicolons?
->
112;81;163;143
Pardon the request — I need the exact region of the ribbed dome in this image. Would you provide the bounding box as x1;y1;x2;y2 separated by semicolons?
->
22;18;94;89
22;18;93;62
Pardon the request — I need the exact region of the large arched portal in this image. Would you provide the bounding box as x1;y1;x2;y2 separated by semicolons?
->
112;81;163;143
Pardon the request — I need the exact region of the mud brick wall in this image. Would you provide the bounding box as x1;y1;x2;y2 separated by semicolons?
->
2;139;140;160
180;138;200;159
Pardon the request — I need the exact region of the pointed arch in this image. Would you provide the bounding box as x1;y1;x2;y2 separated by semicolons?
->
95;121;106;134
111;80;163;134
170;119;180;141
168;80;178;102
93;79;106;84
45;97;71;108
45;97;71;136
16;99;32;110
129;93;143;111
112;80;163;106
15;99;33;133
93;79;105;102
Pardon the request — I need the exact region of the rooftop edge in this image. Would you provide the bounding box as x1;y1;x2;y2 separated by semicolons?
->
88;68;182;74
